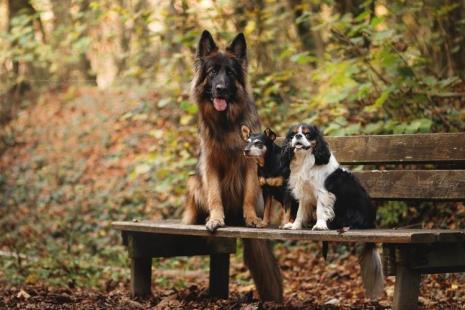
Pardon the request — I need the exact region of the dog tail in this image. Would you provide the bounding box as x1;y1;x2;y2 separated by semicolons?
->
359;243;384;299
243;238;283;302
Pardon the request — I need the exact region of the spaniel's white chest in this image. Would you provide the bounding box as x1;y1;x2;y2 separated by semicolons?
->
289;153;339;204
289;170;316;204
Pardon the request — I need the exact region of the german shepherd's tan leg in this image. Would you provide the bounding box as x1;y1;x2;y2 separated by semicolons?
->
260;195;273;227
204;165;225;232
243;161;263;227
182;175;205;224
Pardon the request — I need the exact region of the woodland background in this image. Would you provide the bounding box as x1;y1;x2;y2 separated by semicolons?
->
0;0;464;308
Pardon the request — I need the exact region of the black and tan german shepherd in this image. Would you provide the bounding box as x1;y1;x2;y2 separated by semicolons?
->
182;30;283;301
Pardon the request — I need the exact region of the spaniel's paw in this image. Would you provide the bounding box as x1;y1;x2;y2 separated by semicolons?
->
312;220;329;231
284;221;302;230
258;177;266;186
206;217;225;232
282;222;294;229
280;222;293;229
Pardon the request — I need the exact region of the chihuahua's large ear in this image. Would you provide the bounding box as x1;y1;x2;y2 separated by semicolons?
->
226;33;247;65
196;30;218;59
264;128;277;141
241;124;251;141
312;126;331;165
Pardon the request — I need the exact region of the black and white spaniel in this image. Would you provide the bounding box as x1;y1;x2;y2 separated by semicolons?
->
281;124;384;298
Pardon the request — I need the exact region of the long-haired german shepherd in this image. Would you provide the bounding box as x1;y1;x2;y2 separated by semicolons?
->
182;30;283;301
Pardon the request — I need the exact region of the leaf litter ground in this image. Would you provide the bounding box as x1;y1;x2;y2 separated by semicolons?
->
0;88;464;309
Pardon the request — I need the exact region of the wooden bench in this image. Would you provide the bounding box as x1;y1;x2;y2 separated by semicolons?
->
112;132;465;310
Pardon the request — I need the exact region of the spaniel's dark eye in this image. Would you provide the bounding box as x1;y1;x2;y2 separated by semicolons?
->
226;68;234;76
305;133;311;138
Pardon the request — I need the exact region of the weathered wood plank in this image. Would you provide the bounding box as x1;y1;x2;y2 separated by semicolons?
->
393;246;422;310
130;257;152;297
127;232;236;258
383;243;465;277
354;170;465;200
112;221;465;244
277;133;465;164
393;264;421;310
209;254;230;298
403;243;465;274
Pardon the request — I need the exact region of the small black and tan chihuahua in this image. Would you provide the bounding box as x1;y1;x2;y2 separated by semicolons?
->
241;125;298;227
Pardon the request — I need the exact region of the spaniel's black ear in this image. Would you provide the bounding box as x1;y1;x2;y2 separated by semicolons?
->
312;127;331;165
280;134;293;175
196;30;218;59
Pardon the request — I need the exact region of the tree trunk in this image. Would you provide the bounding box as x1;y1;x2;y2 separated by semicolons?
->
288;0;324;57
8;0;35;77
3;0;36;124
233;1;247;32
334;0;365;17
443;0;465;80
50;0;72;30
334;0;375;49
77;0;96;83
134;0;153;71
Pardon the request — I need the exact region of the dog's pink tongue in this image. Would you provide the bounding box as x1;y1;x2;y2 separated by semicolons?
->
213;98;227;111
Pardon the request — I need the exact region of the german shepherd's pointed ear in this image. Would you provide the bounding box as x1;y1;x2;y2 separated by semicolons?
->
264;128;276;141
241;124;251;141
227;33;247;64
196;30;218;58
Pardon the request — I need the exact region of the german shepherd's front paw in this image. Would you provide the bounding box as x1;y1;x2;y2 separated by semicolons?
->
245;215;263;228
206;217;225;232
256;220;269;228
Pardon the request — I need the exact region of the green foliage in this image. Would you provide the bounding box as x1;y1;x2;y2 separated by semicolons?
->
377;201;408;227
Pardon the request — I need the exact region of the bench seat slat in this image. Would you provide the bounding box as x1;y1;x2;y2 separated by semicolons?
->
275;133;465;164
354;170;465;200
112;221;465;244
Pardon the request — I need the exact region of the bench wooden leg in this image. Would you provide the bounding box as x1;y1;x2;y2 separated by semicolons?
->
131;257;152;297
209;253;230;298
393;264;421;310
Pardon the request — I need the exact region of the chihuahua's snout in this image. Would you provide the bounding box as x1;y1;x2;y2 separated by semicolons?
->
244;149;250;155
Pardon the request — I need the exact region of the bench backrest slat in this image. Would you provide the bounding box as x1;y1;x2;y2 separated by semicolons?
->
274;133;465;201
276;133;465;164
354;170;465;201
328;133;465;164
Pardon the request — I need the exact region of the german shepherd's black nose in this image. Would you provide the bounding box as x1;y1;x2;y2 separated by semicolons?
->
215;84;226;93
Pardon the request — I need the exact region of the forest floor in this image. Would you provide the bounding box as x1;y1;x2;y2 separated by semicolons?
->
1;87;464;309
2;243;465;309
